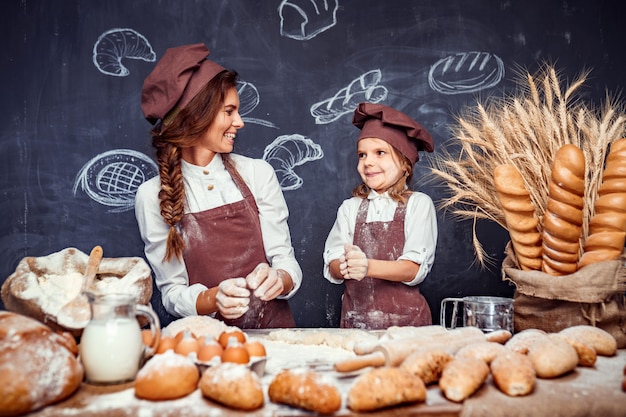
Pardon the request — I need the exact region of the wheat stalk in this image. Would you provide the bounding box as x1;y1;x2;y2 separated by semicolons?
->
426;64;626;266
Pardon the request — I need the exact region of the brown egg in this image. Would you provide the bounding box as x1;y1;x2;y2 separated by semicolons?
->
156;336;177;354
218;329;246;348
175;330;201;357
244;340;267;357
221;340;250;364
197;338;224;362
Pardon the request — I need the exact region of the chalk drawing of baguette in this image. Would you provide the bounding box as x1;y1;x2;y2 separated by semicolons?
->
310;69;388;124
428;51;504;95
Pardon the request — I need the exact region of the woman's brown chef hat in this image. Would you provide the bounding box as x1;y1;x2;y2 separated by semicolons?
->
352;102;434;164
141;43;226;125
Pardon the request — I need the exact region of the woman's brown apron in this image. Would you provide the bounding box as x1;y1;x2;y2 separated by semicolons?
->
180;158;295;329
340;198;432;329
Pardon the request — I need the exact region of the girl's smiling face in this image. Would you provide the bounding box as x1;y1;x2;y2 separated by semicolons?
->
357;138;405;193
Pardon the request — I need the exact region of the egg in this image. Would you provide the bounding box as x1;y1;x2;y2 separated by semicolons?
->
244;340;267;357
197;338;224;362
156;336;177;354
174;330;201;357
218;329;246;348
221;340;250;364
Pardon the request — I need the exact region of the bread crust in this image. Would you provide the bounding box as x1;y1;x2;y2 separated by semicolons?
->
439;357;490;402
491;350;536;396
400;349;453;384
269;368;342;414
134;351;200;401
200;362;264;410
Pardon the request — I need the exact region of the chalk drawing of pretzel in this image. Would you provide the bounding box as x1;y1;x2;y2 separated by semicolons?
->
263;134;324;191
310;69;388;124
93;28;156;77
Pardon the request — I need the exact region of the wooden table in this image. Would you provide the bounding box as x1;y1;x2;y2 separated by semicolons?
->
23;337;626;417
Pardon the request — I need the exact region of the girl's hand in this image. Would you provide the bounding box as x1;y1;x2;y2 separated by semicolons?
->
340;243;369;281
216;277;251;319
246;263;284;301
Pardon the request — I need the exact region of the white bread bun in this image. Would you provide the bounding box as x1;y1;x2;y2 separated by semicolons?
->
494;164;542;270
542;144;585;275
0;311;83;416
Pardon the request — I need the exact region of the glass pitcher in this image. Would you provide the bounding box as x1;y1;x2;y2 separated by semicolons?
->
79;292;160;385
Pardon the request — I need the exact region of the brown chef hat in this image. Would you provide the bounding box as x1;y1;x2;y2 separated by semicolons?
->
352;102;434;164
141;43;226;124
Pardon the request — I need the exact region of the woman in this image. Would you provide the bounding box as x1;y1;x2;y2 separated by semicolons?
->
323;102;437;329
135;43;301;328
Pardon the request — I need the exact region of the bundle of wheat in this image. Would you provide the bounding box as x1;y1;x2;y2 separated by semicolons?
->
428;64;626;269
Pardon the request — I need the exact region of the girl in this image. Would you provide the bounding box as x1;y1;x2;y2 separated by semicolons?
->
323;102;437;329
135;43;301;328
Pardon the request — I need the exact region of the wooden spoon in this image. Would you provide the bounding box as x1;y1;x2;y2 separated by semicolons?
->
57;246;103;328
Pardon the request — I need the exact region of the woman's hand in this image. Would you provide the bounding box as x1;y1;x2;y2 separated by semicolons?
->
340;243;369;281
215;277;251;319
246;263;291;301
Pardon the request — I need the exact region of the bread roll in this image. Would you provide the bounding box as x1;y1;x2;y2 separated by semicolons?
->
559;325;618;356
347;366;426;412
504;329;548;354
200;363;264;411
268;368;341;414
439;357;490;402
579;138;626;267
527;334;579;378
490;350;536;396
551;333;597;367
134;350;199;401
485;329;512;344
542;144;586;275
400;349;453;384
0;311;84;417
493;164;543;270
455;341;507;364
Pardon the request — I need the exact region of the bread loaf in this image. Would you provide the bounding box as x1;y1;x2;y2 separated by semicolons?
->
559;325;618;356
347;367;426;412
134;350;199;401
0;311;83;417
504;329;548;354
439;357;490;402
268;368;342;414
493;164;543;270
542;144;586;275
200;363;264;411
400;349;453;384
490;350;536;396
579;138;626;267
485;329;512;344
455;341;507;364
526;334;579;378
551;333;597;367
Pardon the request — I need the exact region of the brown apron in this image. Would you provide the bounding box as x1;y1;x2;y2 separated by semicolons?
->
340;198;432;329
180;158;295;329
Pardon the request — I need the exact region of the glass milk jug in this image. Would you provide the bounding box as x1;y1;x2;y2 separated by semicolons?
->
79;292;160;385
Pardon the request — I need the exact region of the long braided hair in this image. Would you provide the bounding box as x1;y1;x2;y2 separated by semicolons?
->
352;145;414;204
149;70;239;262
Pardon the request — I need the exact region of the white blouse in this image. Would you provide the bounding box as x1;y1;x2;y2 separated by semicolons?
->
135;153;302;318
323;190;438;286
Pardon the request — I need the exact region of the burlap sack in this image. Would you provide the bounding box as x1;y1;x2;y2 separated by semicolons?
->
501;242;626;348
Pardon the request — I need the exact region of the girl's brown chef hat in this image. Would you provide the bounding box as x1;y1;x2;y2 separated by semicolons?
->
352;102;434;164
141;43;226;125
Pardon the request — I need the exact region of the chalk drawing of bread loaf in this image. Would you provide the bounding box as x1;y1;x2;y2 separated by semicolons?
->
493;164;542;270
578;138;626;267
541;144;586;276
428;51;504;95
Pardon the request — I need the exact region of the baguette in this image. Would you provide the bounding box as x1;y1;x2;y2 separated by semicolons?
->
439;357;490;402
541;144;585;275
493;164;542;270
579;138;626;267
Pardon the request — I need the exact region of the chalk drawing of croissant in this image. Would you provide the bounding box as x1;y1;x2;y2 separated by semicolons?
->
93;28;156;76
278;0;339;41
73;149;158;213
428;51;504;95
237;80;277;129
310;69;388;124
263;134;324;191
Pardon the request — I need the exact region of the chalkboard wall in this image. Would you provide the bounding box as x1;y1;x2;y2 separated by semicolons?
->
2;0;624;328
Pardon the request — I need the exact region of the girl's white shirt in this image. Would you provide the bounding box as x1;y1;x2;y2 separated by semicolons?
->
323;190;438;286
135;153;302;318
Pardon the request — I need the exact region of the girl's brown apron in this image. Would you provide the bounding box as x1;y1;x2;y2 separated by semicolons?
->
340;198;432;329
180;158;295;329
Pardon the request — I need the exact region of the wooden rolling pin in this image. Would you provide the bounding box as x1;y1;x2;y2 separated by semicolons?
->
335;327;486;373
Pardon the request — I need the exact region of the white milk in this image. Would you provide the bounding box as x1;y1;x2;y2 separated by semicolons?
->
80;317;143;384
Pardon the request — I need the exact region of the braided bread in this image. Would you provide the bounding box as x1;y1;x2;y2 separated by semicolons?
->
542;144;585;275
493;164;542;270
579;138;626;267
